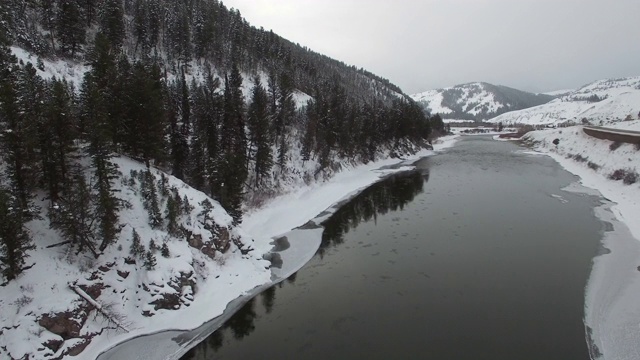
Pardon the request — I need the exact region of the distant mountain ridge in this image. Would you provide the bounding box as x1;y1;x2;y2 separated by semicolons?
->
488;76;640;126
411;82;555;121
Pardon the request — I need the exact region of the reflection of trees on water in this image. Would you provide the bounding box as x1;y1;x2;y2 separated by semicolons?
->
180;299;256;359
226;298;257;340
287;271;297;284
318;170;426;256
261;285;276;314
181;330;223;359
179;167;428;360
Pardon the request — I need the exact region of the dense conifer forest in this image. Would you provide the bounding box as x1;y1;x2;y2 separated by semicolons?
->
0;0;433;281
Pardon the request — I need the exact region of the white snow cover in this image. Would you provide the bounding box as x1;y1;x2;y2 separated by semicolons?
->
10;46;91;87
522;123;640;360
0;156;272;360
489;77;640;126
410;82;505;116
410;89;453;114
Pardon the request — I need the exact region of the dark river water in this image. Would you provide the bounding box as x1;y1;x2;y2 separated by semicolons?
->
181;136;603;360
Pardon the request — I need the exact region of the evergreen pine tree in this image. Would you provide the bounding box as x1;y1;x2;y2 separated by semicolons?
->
99;0;125;49
247;77;272;187
187;87;207;191
182;194;193;215
0;187;34;282
169;71;190;180
80;71;121;252
160;242;170;258
275;72;296;174
277;133;288;172
0;62;39;213
129;228;144;258
49;174;100;258
144;249;156;270
301;99;317;162
45;78;78;199
129;62;166;167
57;0;85;56
111;54;132;149
266;70;279;141
132;0;149;54
165;192;180;236
142;169;162;229
82;0;98;26
194;74;223;197
219;65;247;224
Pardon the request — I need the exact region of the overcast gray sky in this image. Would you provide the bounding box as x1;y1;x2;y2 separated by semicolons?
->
221;0;640;94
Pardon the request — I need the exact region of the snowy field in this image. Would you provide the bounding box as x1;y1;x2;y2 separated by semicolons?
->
522;123;640;360
489;76;640;126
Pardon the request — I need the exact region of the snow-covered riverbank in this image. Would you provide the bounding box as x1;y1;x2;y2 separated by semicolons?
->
95;135;460;360
523;124;640;241
522;125;640;360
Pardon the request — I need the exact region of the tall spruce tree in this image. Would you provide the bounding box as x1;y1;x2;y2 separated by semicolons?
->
187;83;208;191
169;71;190;180
189;73;222;195
0;187;34;282
82;0;98;26
0;61;39;212
45;78;77;199
49;173;100;258
125;61;166;166
132;0;149;54
57;0;85;56
100;0;125;49
219;65;247;224
80;71;121;252
275;72;296;173
301;98;317;162
247;76;272;187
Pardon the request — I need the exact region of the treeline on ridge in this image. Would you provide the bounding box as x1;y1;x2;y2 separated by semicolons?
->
0;0;433;282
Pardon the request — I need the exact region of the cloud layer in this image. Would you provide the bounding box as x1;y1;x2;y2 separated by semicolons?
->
223;0;640;94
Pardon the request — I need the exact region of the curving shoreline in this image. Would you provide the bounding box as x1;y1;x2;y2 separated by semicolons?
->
520;132;640;360
95;136;460;360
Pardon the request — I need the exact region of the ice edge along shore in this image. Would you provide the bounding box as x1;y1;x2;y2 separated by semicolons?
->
95;136;461;360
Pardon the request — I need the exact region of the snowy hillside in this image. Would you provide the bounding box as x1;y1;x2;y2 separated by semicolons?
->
0;44;430;360
0;156;270;360
488;77;640;126
0;2;439;359
410;82;554;121
11;46;312;111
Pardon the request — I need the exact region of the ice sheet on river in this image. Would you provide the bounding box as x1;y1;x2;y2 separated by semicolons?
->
584;201;640;360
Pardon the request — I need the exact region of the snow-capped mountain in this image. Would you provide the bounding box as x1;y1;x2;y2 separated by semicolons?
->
410;82;554;121
488;76;640;126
